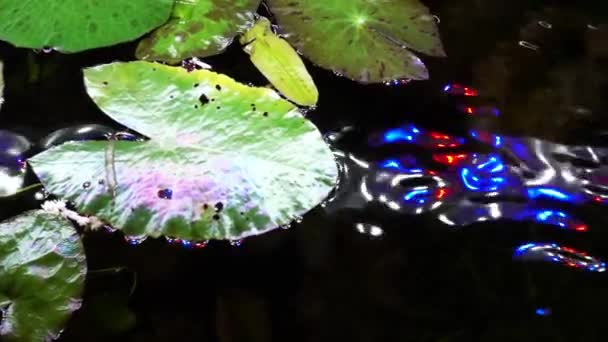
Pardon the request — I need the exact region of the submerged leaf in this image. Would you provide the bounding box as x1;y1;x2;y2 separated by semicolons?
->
267;0;446;83
241;17;318;106
137;0;261;63
29;62;337;241
0;0;173;52
0;210;86;342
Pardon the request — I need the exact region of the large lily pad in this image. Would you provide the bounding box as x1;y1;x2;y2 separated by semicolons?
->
241;17;318;106
0;210;86;341
136;0;261;63
267;0;446;82
29;61;337;241
0;0;173;52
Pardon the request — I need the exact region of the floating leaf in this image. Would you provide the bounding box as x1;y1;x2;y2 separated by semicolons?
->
0;0;173;52
267;0;446;83
29;62;337;241
136;0;261;63
0;210;86;341
241;17;318;106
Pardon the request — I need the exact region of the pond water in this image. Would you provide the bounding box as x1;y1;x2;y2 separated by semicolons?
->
1;0;607;341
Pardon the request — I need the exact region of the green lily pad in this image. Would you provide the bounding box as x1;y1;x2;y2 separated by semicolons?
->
29;61;337;241
136;0;261;63
267;0;446;83
241;17;318;106
0;0;173;52
0;210;86;341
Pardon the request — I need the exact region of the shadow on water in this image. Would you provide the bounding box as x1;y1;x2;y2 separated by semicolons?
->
0;0;608;341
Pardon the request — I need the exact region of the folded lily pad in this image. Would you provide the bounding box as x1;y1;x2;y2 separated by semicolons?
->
29;62;337;241
136;0;261;63
0;0;173;52
0;210;86;341
267;0;446;83
241;17;318;106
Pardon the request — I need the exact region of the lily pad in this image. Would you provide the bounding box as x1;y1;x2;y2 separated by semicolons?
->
0;0;173;52
0;210;86;341
136;0;261;63
241;17;318;106
29;61;337;241
267;0;446;82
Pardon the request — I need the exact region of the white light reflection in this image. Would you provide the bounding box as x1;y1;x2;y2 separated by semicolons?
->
525;140;555;186
369;226;383;236
433;176;446;188
349;155;369;169
355;223;384;237
587;147;600;163
387;201;401;210
438;214;455;226
76;126;94;134
488;203;501;219
390;173;423;187
360;180;373;202
431;201;443;210
0;169;24;196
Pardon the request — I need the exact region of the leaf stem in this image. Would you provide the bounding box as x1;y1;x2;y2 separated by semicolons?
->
0;183;43;198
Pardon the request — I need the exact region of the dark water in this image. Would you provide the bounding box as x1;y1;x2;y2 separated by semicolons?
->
1;0;608;341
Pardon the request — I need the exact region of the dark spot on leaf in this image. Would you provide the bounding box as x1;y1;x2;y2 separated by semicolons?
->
215;84;222;91
193;83;199;88
194;105;198;109
170;95;174;99
240;211;245;215
263;112;268;117
214;202;224;212
98;179;105;185
199;94;210;105
216;106;221;110
212;214;220;220
203;203;209;210
82;181;91;189
157;188;173;200
89;22;98;33
103;81;108;85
